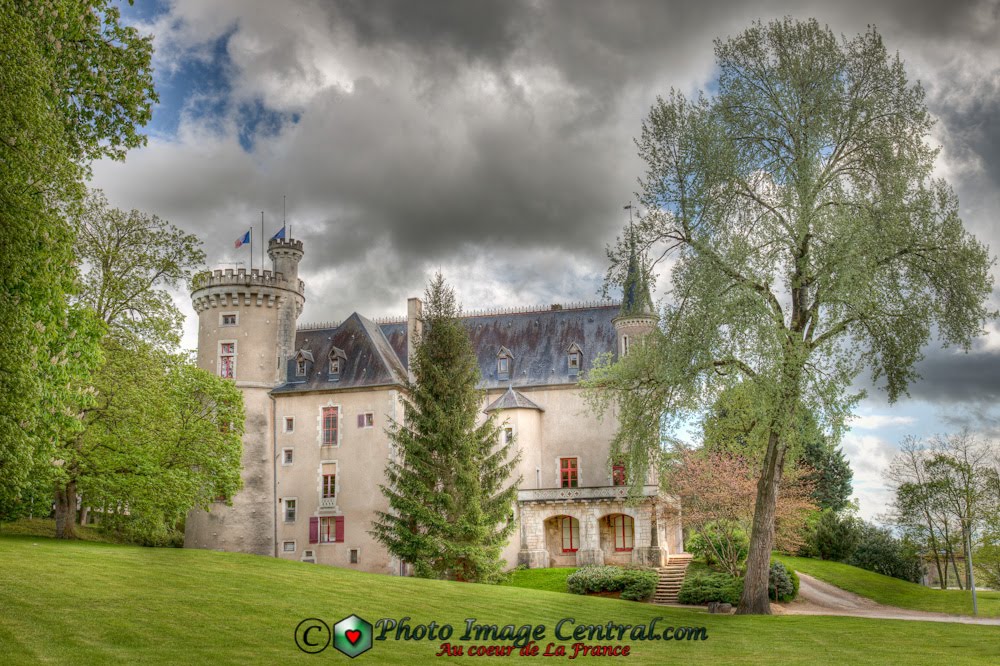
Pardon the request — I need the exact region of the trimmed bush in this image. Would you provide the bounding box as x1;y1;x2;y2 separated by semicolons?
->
847;523;922;583
677;572;743;605
769;561;796;602
685;520;749;576
566;566;658;601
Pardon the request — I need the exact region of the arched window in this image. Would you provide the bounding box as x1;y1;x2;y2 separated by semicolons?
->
612;514;634;551
560;516;580;553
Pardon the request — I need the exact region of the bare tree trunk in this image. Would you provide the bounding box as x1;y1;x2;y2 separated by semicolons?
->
54;481;78;539
79;503;89;526
736;430;786;615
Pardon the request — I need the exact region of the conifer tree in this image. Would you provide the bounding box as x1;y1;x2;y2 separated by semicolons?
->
372;273;521;583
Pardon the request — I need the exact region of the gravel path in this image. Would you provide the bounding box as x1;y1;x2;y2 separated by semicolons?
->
772;573;1000;625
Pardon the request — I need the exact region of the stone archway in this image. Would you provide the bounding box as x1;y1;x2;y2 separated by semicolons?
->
543;514;581;567
597;511;638;566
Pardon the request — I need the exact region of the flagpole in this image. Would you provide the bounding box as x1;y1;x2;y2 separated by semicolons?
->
261;210;264;270
250;225;253;272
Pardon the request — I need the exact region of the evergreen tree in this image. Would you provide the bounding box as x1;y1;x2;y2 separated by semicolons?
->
372;273;521;583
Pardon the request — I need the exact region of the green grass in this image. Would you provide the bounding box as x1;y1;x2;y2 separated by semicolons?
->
0;517;122;543
501;566;576;593
776;555;1000;618
1;536;998;665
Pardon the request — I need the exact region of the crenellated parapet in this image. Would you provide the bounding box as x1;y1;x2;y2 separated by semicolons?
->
191;267;305;315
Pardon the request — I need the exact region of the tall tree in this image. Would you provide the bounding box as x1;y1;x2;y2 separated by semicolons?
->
75;189;205;349
371;274;521;583
60;338;243;544
591;19;993;613
0;0;156;512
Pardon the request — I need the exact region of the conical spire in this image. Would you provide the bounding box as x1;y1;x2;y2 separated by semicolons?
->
620;228;654;318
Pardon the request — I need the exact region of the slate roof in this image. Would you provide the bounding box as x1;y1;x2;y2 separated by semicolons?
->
277;303;620;393
485;386;544;412
273;312;407;393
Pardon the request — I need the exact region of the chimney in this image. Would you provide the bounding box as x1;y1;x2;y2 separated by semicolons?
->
406;297;423;382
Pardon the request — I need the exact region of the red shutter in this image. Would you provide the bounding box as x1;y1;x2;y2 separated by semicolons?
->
357;414;364;428
309;517;319;544
335;516;345;542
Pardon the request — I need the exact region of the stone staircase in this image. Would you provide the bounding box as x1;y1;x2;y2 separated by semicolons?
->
653;553;693;604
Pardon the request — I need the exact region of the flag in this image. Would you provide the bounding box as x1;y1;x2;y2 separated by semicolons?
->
235;228;251;248
271;225;286;241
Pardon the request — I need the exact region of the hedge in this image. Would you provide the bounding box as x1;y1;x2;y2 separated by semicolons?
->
566;565;658;601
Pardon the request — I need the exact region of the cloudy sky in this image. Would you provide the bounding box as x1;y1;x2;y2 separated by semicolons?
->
93;0;1000;520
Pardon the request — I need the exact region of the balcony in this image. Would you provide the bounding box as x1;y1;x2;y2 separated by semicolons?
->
319;496;337;510
517;485;659;503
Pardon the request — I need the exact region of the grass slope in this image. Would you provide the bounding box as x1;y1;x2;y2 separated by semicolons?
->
0;536;998;665
501;567;577;593
776;555;1000;617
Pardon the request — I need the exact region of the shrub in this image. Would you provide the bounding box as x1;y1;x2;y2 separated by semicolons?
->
847;523;922;583
685;520;749;576
677;572;743;605
768;561;796;602
807;510;860;561
566;566;658;601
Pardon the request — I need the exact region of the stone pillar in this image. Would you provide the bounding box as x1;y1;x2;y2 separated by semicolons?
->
575;513;604;566
516;503;548;569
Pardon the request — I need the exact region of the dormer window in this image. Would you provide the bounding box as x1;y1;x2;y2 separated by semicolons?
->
328;346;346;380
293;349;314;378
567;343;583;375
496;346;513;380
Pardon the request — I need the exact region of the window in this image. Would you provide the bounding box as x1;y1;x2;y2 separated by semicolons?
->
621;335;630;357
329;357;340;374
282;448;294;466
560;516;580;553
497;356;509;374
350;549;359;564
612;463;626;487
612;515;634;551
283;541;296;553
568;352;581;370
284;498;297;523
284;416;295;433
314;516;344;544
323;472;336;499
296;358;307;376
220;342;235;379
502;426;514;444
560;458;578;488
221;312;237;327
357;412;374;428
496;347;513;378
322;406;339;446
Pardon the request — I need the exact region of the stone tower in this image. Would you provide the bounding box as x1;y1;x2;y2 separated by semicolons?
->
612;232;656;357
184;237;305;555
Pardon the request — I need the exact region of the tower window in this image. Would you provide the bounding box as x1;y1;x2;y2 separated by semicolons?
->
621;335;630;357
560;457;578;488
502;426;514;444
220;342;236;379
220;312;238;327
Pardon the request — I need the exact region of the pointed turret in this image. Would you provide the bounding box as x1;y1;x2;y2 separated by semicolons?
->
613;229;656;357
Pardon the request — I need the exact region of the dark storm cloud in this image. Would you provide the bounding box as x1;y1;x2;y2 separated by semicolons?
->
103;0;1000;345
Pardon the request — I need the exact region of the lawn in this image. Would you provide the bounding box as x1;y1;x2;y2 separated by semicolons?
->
776;555;1000;618
501;566;576;593
1;536;998;665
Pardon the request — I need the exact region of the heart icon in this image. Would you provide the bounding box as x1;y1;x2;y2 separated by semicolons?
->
345;629;362;645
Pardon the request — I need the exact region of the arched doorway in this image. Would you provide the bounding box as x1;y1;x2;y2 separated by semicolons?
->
599;513;635;565
543;514;581;567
